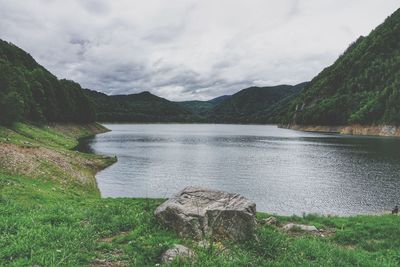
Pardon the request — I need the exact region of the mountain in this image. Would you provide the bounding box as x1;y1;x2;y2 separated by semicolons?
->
177;95;231;118
86;83;306;124
0;39;95;125
287;8;400;126
84;89;193;122
208;95;231;105
209;83;307;123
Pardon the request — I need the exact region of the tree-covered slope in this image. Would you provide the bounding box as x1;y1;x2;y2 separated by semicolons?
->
288;8;400;126
209;83;307;123
84;89;193;122
0;39;95;125
177;95;231;117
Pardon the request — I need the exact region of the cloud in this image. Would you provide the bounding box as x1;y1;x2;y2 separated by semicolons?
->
0;0;398;101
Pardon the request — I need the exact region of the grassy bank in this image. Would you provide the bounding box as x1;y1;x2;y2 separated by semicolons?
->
1;123;399;266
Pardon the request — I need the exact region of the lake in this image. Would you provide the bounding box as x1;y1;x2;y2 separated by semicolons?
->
81;124;400;216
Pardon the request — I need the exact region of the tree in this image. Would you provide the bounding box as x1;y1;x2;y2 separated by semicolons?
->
0;91;24;125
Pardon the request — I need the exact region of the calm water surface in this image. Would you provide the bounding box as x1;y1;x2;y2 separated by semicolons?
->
82;124;400;215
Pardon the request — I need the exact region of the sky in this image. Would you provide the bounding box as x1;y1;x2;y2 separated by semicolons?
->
0;1;398;101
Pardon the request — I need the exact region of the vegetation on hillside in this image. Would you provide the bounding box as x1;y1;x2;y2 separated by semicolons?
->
1;123;399;266
84;89;194;122
0;37;307;126
85;84;307;124
209;83;307;123
177;95;231;118
287;8;400;126
0;39;95;125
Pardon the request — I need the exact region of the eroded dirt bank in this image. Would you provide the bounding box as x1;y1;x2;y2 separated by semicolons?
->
280;124;400;137
0;123;114;193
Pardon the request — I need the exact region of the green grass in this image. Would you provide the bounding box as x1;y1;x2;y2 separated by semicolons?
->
1;123;399;266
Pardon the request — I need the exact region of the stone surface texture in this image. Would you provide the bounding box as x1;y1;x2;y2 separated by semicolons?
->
155;186;256;241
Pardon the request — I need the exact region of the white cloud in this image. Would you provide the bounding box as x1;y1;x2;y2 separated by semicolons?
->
0;0;398;100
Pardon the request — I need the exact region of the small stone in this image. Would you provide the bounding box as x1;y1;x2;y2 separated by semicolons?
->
197;240;210;249
261;216;278;225
161;244;195;264
282;223;318;232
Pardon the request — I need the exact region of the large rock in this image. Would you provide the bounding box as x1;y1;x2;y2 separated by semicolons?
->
155;186;256;241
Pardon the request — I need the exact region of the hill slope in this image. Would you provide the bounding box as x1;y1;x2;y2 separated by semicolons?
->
209;83;307;123
177;95;231;118
287;8;400;126
0;39;95;125
84;89;193;122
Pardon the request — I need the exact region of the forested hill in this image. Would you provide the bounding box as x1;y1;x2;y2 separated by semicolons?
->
84;89;193;122
287;8;400;126
0;38;308;125
0;39;95;125
85;84;306;124
209;83;307;123
177;95;231;117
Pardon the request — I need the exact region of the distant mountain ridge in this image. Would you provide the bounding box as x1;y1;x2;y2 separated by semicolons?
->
84;89;192;122
85;84;307;123
177;95;231;118
0;38;308;125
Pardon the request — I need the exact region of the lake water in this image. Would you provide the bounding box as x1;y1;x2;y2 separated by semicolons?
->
82;124;400;216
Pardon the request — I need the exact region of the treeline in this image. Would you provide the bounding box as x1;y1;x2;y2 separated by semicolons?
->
84;84;307;124
287;8;400;126
0;35;305;126
0;39;95;125
208;83;307;124
84;89;194;123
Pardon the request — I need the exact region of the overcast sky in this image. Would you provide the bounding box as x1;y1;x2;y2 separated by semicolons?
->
0;1;398;101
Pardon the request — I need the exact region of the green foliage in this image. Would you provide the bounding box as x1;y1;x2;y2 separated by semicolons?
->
177;95;231;119
86;83;307;124
0;39;95;125
288;8;400;125
2;171;400;266
84;84;307;124
84;90;194;123
0;91;24;125
209;83;307;124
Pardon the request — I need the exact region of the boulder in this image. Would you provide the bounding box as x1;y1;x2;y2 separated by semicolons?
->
155;186;256;241
282;223;318;232
161;244;195;264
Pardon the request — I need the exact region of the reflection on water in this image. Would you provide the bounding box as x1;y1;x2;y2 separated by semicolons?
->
80;124;400;215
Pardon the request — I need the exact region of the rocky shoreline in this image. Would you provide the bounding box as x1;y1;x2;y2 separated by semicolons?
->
280;124;400;137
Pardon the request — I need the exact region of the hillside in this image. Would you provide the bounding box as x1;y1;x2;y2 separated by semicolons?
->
287;8;400;126
85;83;307;124
209;83;307;123
84;89;192;122
0;39;95;125
177;95;231;117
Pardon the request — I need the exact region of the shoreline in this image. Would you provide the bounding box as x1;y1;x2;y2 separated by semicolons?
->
280;124;400;137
